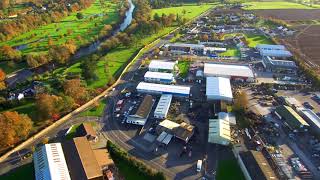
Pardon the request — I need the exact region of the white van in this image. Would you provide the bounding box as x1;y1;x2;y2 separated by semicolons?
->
197;160;202;172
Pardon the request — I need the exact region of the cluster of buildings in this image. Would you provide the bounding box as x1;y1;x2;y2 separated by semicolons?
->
258;44;297;74
33;123;115;180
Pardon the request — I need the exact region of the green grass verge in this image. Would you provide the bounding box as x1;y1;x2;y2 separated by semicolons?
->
1;0;120;54
216;159;245;180
246;34;274;48
151;3;217;19
242;1;316;10
79;99;107;117
0;163;34;180
219;48;240;57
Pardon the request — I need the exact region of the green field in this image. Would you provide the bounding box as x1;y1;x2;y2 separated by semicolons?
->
0;163;34;180
0;0;120;54
220;48;240;57
216;159;245;180
243;1;317;10
151;3;217;19
245;34;274;48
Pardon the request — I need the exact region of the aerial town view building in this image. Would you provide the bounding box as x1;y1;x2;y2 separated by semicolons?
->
2;0;320;180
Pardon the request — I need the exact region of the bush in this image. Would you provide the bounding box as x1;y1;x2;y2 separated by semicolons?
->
106;140;166;180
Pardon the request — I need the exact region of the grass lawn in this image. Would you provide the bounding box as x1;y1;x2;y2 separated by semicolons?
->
242;1;317;10
79;99;107;117
0;162;34;180
0;0;120;54
151;3;217;20
219;48;240;57
65;121;97;139
216;159;245;180
177;61;190;78
245;34;274;48
0;100;37;121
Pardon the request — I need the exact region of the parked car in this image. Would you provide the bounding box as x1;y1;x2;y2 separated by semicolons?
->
303;102;314;109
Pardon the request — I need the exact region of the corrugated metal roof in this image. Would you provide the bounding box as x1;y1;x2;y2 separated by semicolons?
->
208;119;231;143
144;71;174;80
256;44;286;50
204;63;254;78
149;60;176;70
136;82;190;95
154;94;172;117
275;105;309;129
298;108;320;129
206;77;233;101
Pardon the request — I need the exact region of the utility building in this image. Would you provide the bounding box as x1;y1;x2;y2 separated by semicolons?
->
164;43;204;55
262;56;297;73
206;77;233;102
154;94;172;119
144;71;174;84
33;143;71;180
136;82;190;97
148;60;176;72
298;108;320;136
204;63;254;82
257;44;292;58
275;105;309;132
208;119;231;145
127;95;155;125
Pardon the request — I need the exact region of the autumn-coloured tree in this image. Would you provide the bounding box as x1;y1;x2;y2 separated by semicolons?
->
0;111;32;149
0;45;21;61
36;93;61;119
0;0;10;9
233;91;248;112
63;79;89;105
0;69;6;90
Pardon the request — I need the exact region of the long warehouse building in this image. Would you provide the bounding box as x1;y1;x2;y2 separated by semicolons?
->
144;71;174;84
154;94;173;119
206;77;233;102
204;63;254;82
136;82;190;97
148;60;176;72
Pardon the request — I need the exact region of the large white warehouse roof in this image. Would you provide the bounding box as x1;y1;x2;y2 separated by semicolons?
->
206;77;233;101
149;60;176;70
34;143;71;180
154;94;172;118
259;49;292;57
204;63;254;78
137;82;190;96
298;108;320;129
144;71;174;80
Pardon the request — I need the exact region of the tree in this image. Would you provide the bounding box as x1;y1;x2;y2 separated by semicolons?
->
36;93;61;119
76;12;84;19
63;79;89;104
0;69;6;90
153;13;160;22
202;34;209;42
233;91;248;112
81;55;98;80
0;0;10;9
0;111;32;149
0;45;21;61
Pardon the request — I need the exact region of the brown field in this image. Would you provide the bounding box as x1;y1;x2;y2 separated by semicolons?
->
254;9;320;22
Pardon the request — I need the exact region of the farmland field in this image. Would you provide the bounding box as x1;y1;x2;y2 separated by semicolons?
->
255;9;320;22
0;0;120;54
243;1;317;10
151;3;217;19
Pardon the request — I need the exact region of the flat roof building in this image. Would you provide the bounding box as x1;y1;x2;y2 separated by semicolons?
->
208;119;231;145
156;119;194;143
164;43;204;54
62;137;103;180
76;123;98;142
136;82;190;97
256;44;286;51
239;150;279;180
283;96;301;109
218;112;236;125
33;143;71;180
259;49;292;58
206;77;233;102
148;60;176;72
204;63;254;82
144;71;174;84
275;105;309;131
262;56;297;73
127;95;154;125
154;94;172;119
298;108;320;135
